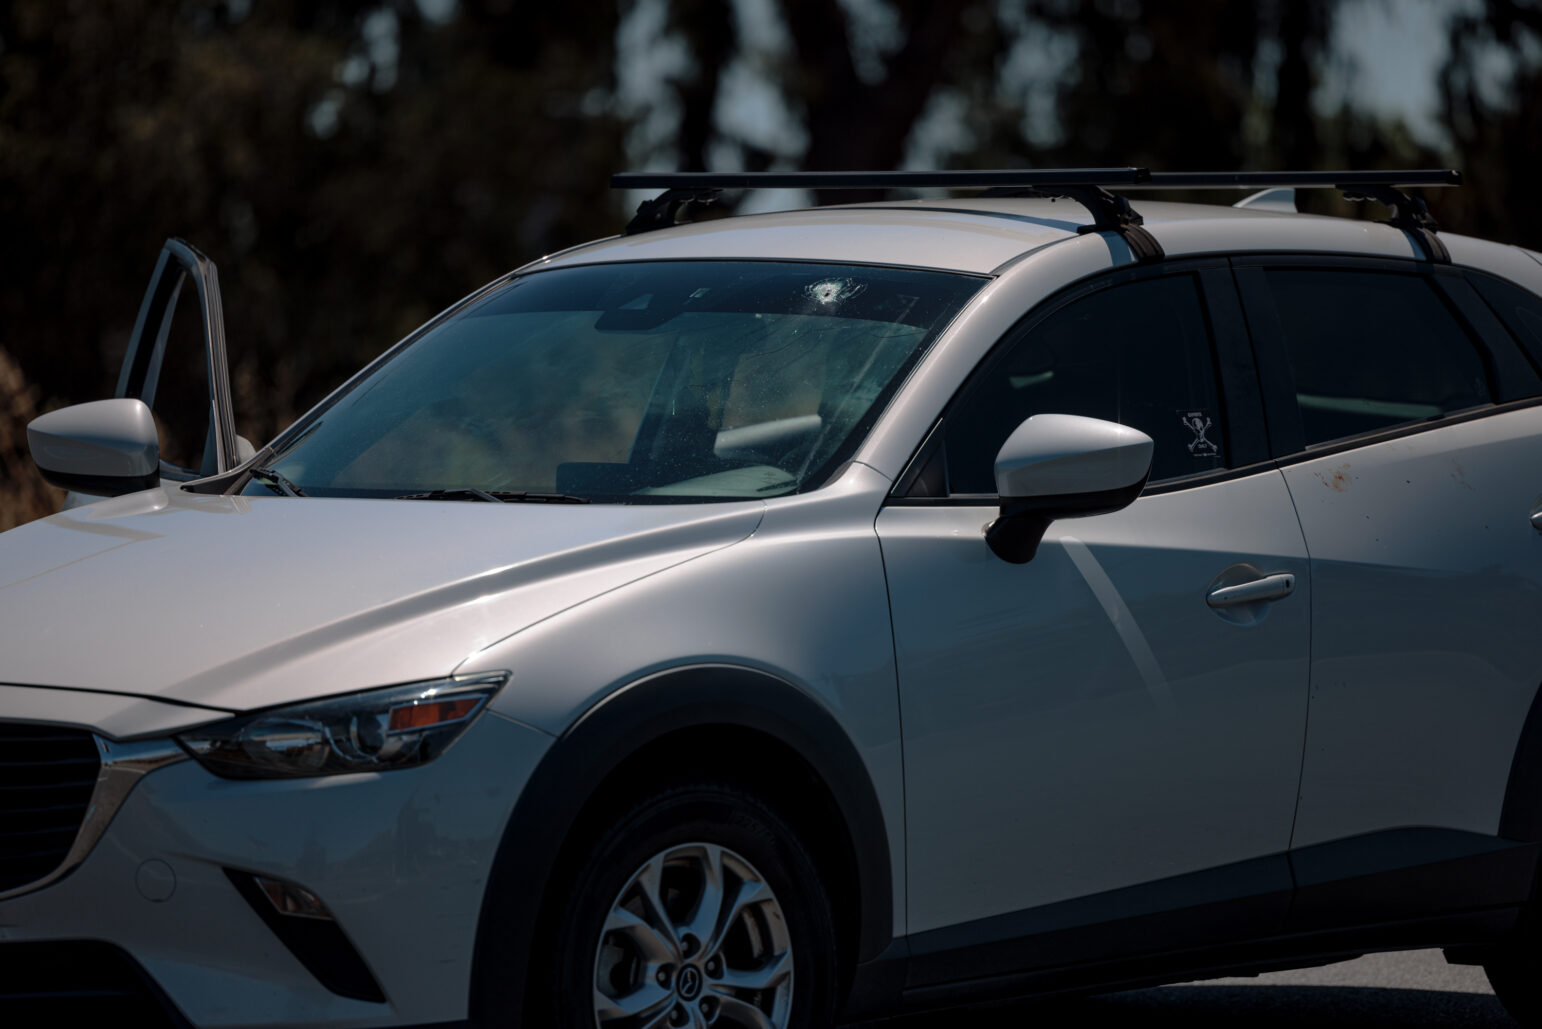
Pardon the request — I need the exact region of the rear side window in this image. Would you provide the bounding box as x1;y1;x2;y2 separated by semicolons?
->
943;274;1225;493
1256;269;1491;447
1469;272;1542;376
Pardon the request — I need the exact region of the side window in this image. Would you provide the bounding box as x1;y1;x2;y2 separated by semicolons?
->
1469;272;1542;377
1256;269;1491;448
943;274;1226;494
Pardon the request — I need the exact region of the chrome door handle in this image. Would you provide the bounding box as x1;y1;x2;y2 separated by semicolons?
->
1532;506;1542;532
1206;572;1295;608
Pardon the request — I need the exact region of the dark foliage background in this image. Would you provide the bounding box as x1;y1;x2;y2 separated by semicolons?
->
1;0;1538;527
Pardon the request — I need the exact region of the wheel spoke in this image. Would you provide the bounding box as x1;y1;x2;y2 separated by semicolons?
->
594;980;673;1024
703;876;773;958
640;1005;678;1029
711;994;777;1029
634;856;684;956
603;905;677;964
680;843;727;948
708;949;792;996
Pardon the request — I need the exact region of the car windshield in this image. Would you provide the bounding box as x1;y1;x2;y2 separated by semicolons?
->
247;260;982;502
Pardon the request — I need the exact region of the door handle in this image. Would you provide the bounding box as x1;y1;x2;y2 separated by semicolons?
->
1532;506;1542;532
1206;572;1295;608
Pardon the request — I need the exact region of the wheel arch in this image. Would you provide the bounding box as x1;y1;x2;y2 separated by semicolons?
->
468;663;895;1022
1501;679;1542;843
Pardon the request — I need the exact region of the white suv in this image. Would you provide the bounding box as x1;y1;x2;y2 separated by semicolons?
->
6;169;1542;1029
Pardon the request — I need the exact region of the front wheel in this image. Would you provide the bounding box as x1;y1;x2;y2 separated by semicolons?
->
551;781;838;1029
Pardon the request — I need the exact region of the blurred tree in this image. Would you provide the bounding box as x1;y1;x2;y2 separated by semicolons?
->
1438;0;1542;246
776;0;972;202
0;0;625;505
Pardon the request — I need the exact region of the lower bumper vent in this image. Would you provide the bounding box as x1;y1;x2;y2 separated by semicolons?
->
0;940;189;1026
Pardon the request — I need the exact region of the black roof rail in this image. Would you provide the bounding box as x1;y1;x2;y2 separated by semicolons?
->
611;168;1461;264
612;169;1165;262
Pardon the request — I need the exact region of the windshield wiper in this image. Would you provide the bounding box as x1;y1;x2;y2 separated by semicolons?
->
248;465;307;498
394;488;590;504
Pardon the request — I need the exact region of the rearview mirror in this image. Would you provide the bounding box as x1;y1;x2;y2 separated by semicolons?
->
28;398;161;498
985;413;1154;564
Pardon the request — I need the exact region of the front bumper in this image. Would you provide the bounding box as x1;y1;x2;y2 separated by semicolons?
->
0;710;552;1027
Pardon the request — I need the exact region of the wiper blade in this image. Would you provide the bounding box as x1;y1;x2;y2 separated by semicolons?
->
248;465;307;498
394;488;590;504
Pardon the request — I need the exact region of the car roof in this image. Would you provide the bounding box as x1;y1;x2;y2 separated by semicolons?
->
529;196;1518;278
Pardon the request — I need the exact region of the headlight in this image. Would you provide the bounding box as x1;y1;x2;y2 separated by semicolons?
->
177;673;509;779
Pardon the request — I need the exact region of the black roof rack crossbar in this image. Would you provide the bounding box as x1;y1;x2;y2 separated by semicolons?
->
613;169;1150;191
1133;170;1461;189
613;169;1164;260
611;168;1460;264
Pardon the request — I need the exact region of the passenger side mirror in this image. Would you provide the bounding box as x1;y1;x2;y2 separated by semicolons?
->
985;414;1154;564
27;398;162;498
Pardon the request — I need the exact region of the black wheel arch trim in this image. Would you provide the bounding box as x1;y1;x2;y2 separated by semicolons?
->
1501;680;1542;844
468;663;895;1021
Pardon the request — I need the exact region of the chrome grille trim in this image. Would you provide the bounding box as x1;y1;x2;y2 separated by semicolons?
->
0;729;186;903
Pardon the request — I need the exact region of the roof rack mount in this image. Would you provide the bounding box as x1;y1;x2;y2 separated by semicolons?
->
1135;170;1460;262
612;168;1462;263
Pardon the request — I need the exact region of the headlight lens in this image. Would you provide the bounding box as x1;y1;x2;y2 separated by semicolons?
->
177;673;509;779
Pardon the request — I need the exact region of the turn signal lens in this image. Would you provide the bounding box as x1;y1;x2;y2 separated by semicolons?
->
178;673;509;779
388;696;481;732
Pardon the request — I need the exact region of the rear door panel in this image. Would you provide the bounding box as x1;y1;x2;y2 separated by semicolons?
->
1282;408;1542;846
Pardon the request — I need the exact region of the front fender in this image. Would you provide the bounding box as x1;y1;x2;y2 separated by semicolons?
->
468;663;895;1022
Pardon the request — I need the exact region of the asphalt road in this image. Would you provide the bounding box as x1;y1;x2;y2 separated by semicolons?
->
884;949;1515;1027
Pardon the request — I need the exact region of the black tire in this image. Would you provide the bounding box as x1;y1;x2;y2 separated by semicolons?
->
1487;942;1542;1026
547;780;838;1029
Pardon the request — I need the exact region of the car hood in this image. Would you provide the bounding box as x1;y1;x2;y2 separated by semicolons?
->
0;487;763;717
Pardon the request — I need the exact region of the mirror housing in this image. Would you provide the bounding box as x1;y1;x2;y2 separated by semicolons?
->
985;414;1154;564
28;398;161;497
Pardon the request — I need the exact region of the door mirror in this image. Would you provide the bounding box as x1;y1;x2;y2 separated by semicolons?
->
985;413;1154;563
28;398;161;498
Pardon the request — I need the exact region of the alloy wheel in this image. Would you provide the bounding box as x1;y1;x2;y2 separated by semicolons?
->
592;841;793;1029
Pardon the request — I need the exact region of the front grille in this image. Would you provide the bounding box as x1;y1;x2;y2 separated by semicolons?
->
0;722;100;894
0;940;189;1026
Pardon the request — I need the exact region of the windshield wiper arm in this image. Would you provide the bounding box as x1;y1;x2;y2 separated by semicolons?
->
248;465;307;498
394;488;590;504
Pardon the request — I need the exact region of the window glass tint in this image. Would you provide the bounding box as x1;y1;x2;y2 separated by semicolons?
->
945;274;1225;493
1470;272;1542;377
254;261;981;501
1261;269;1490;447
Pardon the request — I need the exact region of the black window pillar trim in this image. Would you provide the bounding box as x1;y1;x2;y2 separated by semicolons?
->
1198;266;1271;468
1230;263;1308;458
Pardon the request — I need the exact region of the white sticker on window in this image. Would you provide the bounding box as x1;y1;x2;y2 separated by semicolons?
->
1180;410;1219;457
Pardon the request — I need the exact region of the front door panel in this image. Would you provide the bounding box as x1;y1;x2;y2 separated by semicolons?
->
880;468;1310;934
